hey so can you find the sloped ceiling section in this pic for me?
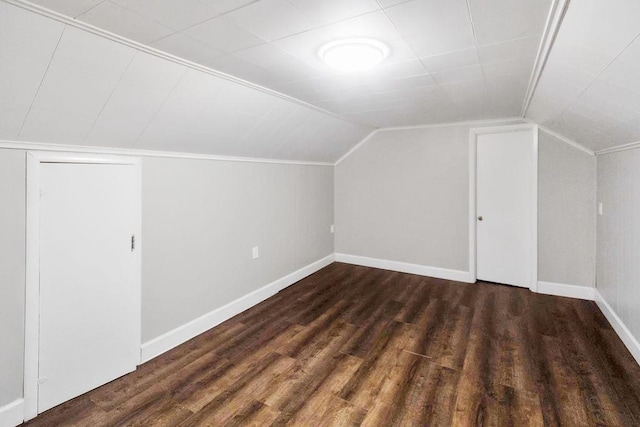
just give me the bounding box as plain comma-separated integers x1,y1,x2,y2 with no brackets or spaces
527,0,640,152
24,0,553,128
0,1,373,162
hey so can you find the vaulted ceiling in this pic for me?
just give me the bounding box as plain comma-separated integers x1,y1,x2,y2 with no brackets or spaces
25,0,553,127
526,0,640,152
1,0,639,160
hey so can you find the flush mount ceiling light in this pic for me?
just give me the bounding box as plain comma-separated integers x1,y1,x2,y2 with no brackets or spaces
319,38,389,72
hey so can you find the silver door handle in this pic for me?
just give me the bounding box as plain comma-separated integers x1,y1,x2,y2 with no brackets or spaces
477,216,483,221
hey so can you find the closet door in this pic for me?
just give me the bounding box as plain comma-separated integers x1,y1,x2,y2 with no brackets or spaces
476,129,536,288
38,162,139,413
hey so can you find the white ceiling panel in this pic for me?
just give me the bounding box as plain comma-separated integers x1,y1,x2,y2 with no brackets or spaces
404,29,476,59
110,0,221,31
0,103,29,139
527,0,640,151
552,0,640,69
376,0,407,7
145,68,231,129
533,61,595,108
477,36,539,65
85,53,186,147
0,38,57,109
46,26,136,80
546,110,608,143
20,107,97,144
233,43,321,82
234,100,301,157
420,48,480,73
227,0,315,41
323,10,401,41
184,15,265,54
526,94,567,124
601,39,640,95
78,1,174,44
288,0,380,27
431,64,484,85
204,55,279,88
579,80,640,122
361,59,427,80
0,2,65,57
28,0,103,18
273,28,337,70
198,0,257,15
0,2,64,110
151,33,225,64
24,25,135,132
378,73,437,93
481,57,533,81
468,0,551,46
30,64,119,122
385,0,472,39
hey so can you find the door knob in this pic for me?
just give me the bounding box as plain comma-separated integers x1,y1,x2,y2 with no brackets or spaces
477,216,483,221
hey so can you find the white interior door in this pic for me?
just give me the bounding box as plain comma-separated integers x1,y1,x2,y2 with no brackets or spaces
476,129,536,288
38,162,139,413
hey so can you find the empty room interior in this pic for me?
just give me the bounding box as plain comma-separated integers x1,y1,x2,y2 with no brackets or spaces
2,0,640,425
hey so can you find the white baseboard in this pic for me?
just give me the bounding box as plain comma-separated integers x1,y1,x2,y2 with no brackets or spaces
537,281,595,301
140,254,335,363
334,253,474,283
595,290,640,366
0,399,24,427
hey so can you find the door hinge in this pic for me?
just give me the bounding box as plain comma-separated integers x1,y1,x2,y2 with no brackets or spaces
131,235,135,252
37,377,47,385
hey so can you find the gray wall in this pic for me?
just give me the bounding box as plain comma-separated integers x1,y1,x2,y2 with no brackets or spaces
538,130,596,287
141,157,334,341
0,149,26,407
597,148,640,344
335,124,596,286
0,151,333,407
336,123,508,272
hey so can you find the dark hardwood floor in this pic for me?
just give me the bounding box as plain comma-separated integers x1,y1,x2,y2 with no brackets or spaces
24,263,640,426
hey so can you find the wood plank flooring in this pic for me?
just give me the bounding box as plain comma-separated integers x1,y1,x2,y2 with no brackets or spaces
24,263,640,426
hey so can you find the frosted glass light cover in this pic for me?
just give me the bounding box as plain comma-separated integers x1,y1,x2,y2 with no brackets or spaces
319,39,389,72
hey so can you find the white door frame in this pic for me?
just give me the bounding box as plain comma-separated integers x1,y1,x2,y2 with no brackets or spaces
24,151,142,421
468,123,538,291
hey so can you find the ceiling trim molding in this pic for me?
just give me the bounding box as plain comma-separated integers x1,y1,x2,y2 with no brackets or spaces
2,0,368,129
530,121,595,156
0,140,334,166
521,0,571,117
335,117,525,166
595,140,640,156
378,117,525,132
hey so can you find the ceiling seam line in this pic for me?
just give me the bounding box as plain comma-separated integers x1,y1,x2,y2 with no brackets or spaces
375,2,463,120
130,67,190,149
82,51,138,143
77,1,176,44
76,0,105,18
551,32,640,124
464,0,494,115
16,24,66,140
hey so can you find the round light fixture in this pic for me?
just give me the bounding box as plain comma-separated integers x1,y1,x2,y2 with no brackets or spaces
319,38,389,72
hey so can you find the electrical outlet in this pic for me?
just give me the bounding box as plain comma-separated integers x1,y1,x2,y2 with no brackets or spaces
252,246,259,259
330,224,335,234
598,202,603,216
